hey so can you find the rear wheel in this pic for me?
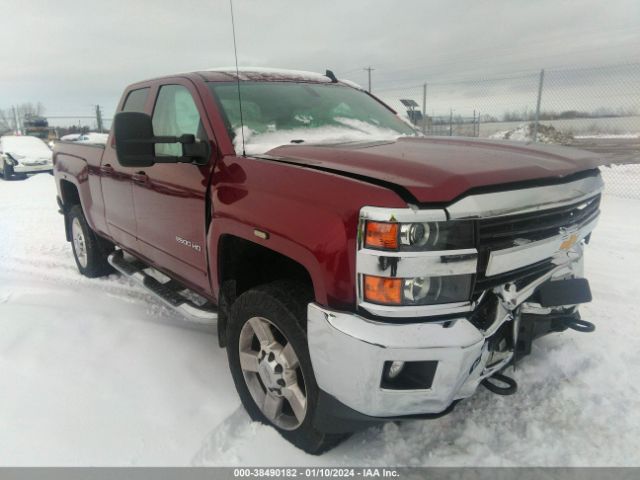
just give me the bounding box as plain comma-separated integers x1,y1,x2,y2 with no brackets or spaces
68,205,113,278
227,280,347,454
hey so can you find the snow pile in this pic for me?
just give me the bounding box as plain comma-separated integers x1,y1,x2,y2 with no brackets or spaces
1,174,640,465
489,123,573,144
235,118,403,155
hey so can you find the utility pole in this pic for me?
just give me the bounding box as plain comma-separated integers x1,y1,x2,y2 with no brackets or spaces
473,110,476,137
533,69,545,142
449,108,453,136
364,66,375,93
95,105,104,133
12,105,20,134
421,83,427,135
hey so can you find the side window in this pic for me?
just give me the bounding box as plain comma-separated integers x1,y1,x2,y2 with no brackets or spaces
152,85,205,157
122,87,149,112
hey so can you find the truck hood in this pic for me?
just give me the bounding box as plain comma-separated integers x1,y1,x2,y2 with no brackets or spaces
266,137,611,203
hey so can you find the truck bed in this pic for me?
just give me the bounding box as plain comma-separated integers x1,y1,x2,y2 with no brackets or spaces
54,141,106,168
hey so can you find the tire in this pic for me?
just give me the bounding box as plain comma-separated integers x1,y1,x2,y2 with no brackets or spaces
227,280,347,454
2,157,14,180
68,204,114,278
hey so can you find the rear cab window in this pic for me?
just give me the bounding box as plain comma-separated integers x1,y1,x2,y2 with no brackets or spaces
122,87,150,112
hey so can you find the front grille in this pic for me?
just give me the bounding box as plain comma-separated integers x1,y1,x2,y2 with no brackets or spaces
477,195,600,251
473,259,555,297
472,194,600,299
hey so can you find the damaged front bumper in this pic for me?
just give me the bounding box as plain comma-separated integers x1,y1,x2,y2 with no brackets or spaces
308,244,589,421
308,173,602,427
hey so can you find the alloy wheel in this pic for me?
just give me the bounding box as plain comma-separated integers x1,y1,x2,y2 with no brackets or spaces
71,217,88,268
238,316,308,430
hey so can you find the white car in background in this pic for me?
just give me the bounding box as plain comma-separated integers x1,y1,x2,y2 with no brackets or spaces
0,135,53,179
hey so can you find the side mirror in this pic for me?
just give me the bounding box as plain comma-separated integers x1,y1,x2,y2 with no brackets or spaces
113,111,210,167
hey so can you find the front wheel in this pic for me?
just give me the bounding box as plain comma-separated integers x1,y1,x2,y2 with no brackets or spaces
227,280,346,454
2,157,14,180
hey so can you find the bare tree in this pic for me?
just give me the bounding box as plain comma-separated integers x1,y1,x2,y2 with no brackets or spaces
16,102,45,120
0,109,13,133
0,102,48,134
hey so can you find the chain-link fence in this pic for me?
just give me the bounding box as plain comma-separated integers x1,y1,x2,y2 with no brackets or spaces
0,102,113,139
373,62,640,199
376,63,640,140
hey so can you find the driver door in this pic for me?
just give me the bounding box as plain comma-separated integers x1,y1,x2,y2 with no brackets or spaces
131,80,216,295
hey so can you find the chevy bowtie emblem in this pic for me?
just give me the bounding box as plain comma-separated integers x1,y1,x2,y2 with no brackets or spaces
560,233,579,251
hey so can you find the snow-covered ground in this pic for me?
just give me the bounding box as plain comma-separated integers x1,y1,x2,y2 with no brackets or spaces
575,133,640,139
488,124,640,144
477,116,640,138
1,173,639,466
488,123,573,144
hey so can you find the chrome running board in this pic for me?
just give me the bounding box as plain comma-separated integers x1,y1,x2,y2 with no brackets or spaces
108,250,218,325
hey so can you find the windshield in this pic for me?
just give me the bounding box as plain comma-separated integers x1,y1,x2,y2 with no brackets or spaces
208,82,416,155
1,136,52,156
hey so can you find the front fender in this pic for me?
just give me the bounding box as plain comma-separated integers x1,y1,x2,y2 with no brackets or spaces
209,156,406,309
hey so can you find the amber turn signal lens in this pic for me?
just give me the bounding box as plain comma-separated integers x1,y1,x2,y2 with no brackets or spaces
365,222,398,249
364,275,402,305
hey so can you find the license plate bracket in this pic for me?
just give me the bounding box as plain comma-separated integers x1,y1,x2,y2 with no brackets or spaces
537,278,592,307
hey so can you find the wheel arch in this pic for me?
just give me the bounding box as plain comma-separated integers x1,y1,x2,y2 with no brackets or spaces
215,233,317,347
59,178,82,241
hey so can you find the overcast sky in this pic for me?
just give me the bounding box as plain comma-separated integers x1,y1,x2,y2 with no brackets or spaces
1,0,638,124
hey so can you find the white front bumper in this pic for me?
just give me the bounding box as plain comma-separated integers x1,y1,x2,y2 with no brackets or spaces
14,163,53,173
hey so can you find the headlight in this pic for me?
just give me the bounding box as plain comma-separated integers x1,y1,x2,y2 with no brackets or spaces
364,274,472,306
5,153,18,165
402,275,472,305
365,220,473,251
400,222,433,247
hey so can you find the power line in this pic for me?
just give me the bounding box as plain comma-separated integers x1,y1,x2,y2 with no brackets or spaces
371,60,640,92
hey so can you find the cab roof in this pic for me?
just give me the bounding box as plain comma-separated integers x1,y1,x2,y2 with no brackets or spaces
191,67,363,89
131,67,364,90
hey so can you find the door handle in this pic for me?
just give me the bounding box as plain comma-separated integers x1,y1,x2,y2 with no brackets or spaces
132,171,148,184
100,164,114,175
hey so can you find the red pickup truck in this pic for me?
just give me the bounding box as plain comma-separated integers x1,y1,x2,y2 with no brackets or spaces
54,68,607,453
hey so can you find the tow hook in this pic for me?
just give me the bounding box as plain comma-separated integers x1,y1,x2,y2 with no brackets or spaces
481,372,518,396
562,317,596,333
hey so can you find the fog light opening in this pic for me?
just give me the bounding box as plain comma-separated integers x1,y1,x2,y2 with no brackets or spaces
385,360,405,380
381,360,438,390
